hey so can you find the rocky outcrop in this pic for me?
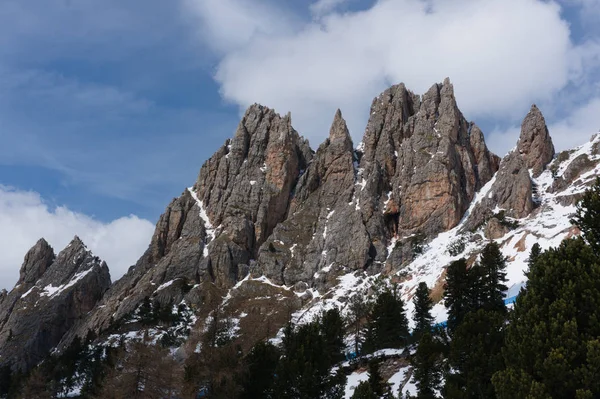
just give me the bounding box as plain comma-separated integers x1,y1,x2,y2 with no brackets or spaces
357,79,499,264
464,150,534,232
517,105,554,177
257,110,370,285
191,104,312,287
17,238,55,285
59,104,313,348
49,81,504,356
0,237,110,372
551,154,596,193
464,106,557,232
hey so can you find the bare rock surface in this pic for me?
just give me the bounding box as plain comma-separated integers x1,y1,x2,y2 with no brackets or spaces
518,105,555,177
0,237,110,371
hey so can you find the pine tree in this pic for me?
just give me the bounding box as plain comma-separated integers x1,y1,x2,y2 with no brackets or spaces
352,381,377,399
492,238,600,398
320,308,345,364
241,341,279,399
363,291,409,352
348,291,371,356
273,319,346,398
443,259,472,333
479,242,508,313
412,332,443,399
368,360,387,397
527,243,542,270
571,177,600,254
138,296,153,325
413,282,434,339
445,309,505,399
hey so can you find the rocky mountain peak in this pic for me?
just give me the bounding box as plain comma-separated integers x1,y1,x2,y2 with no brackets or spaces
463,106,556,234
18,238,55,286
326,109,353,154
47,236,99,286
0,238,110,372
329,109,352,146
517,104,555,177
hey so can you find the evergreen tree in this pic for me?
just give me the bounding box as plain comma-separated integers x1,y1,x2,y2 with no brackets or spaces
443,259,472,333
348,291,371,355
466,263,485,311
241,341,280,399
138,296,154,326
320,308,345,364
571,177,600,254
478,242,508,313
368,360,387,397
412,332,443,399
363,291,409,352
352,381,377,399
527,243,542,270
492,238,600,398
413,283,434,339
273,320,346,398
445,309,505,399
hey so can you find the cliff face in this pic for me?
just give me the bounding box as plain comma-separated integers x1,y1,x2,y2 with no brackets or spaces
0,237,110,371
463,104,555,235
3,79,581,372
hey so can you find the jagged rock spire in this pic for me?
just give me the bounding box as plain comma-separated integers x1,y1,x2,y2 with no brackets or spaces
0,238,110,372
518,104,555,177
18,238,55,285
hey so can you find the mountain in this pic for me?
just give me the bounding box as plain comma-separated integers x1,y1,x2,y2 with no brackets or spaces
0,78,597,388
0,237,110,372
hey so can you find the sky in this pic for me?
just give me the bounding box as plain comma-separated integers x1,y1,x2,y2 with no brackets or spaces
0,0,599,289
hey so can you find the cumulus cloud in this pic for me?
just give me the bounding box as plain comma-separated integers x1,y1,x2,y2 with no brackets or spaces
186,0,600,154
182,0,296,54
482,97,600,157
548,97,600,150
0,186,154,290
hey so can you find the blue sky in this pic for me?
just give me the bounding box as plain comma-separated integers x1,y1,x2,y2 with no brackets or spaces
0,0,599,288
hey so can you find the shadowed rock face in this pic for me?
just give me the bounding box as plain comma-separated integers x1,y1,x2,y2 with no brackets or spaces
0,237,110,372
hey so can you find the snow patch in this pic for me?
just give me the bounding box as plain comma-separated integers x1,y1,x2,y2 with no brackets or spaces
188,188,215,257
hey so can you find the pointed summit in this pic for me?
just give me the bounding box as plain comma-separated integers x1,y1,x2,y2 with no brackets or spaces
328,109,353,151
518,104,555,177
69,235,86,249
18,238,55,285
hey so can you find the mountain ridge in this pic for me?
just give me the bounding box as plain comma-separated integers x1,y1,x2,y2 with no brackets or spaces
0,78,591,379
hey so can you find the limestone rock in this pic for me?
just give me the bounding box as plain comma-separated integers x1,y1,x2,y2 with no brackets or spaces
257,110,370,286
464,151,533,232
485,217,510,240
517,105,555,177
551,154,596,193
0,237,110,372
358,79,499,264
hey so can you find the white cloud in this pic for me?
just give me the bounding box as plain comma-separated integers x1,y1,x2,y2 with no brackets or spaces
482,98,600,157
548,97,600,150
182,0,296,54
187,0,600,153
0,186,154,290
